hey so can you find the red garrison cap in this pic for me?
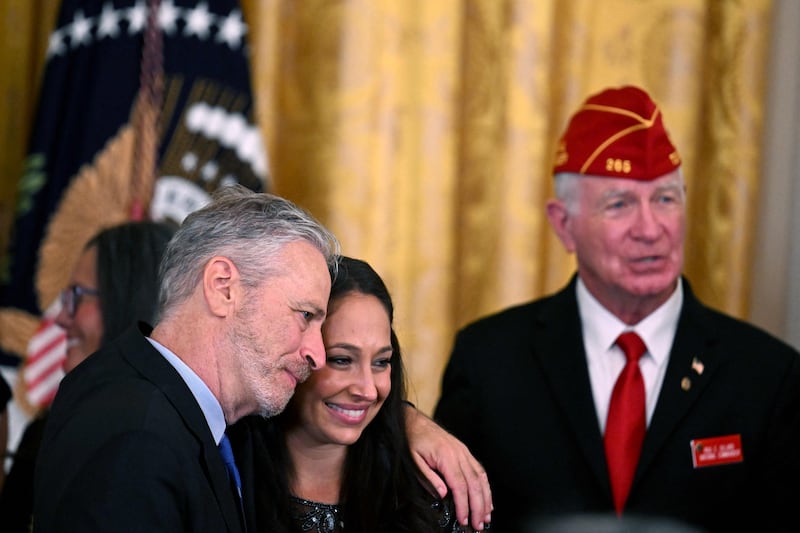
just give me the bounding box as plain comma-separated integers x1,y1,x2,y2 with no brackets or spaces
552,86,681,180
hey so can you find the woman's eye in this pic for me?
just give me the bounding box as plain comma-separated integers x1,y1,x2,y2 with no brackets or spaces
373,358,392,369
326,356,350,366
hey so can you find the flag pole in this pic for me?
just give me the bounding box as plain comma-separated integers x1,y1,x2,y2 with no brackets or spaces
130,0,163,221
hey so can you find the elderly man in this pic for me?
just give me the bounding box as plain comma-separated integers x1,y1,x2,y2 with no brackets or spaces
435,86,800,532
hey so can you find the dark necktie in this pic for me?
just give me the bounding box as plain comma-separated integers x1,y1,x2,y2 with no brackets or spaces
218,433,242,498
604,331,647,516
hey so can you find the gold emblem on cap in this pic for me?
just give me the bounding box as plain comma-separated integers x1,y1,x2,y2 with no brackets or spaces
605,158,631,174
681,377,691,391
555,140,568,166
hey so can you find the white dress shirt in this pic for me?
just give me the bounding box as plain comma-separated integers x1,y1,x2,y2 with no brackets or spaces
576,278,683,433
147,337,227,446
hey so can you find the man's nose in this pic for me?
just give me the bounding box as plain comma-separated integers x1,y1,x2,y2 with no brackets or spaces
302,331,326,370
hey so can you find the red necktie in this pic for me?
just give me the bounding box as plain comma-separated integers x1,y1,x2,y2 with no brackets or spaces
604,331,647,515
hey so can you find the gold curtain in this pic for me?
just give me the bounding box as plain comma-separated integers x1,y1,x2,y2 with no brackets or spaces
0,0,58,256
1,0,773,413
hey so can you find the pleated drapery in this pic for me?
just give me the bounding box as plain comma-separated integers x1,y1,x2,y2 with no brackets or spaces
0,0,774,412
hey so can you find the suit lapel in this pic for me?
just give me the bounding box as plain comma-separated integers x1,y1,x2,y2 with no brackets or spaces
533,279,611,491
635,281,720,483
121,326,246,533
534,279,724,498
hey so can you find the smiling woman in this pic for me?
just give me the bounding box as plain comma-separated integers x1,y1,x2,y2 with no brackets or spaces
54,221,176,372
233,256,481,533
289,291,393,449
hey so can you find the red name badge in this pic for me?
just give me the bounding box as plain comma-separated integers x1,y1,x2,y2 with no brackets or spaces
690,434,744,468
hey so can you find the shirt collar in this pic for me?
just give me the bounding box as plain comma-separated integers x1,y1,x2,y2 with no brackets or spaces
577,277,683,364
146,337,227,445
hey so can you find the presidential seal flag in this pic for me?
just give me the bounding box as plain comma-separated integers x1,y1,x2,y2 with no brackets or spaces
0,0,268,410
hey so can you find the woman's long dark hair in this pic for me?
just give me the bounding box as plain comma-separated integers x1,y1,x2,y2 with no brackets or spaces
88,220,175,344
248,256,442,532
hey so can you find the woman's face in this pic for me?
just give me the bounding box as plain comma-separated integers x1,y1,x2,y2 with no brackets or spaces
288,292,393,448
55,245,103,373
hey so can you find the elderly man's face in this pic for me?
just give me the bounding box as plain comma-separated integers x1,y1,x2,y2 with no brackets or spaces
556,169,686,315
230,240,332,419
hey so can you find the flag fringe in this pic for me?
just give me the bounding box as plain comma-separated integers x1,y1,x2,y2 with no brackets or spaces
0,308,39,357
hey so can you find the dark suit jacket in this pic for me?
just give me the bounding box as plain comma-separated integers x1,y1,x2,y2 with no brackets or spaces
0,412,47,532
434,277,800,532
33,325,247,533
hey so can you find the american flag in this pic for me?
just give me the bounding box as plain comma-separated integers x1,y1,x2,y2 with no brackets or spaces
22,301,66,409
0,0,267,409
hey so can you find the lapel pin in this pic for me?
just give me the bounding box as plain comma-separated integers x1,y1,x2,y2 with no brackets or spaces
691,357,704,375
681,377,692,391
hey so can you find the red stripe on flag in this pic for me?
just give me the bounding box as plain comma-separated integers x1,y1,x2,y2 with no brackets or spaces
25,348,65,391
25,327,65,375
23,313,67,409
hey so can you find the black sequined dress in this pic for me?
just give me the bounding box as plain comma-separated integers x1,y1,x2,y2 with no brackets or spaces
288,495,480,532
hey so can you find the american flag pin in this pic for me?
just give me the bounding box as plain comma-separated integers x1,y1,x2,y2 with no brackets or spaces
691,357,704,375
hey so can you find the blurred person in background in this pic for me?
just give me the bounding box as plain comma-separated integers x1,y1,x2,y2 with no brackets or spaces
0,220,175,532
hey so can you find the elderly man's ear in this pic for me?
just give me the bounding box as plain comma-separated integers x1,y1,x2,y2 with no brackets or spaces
203,256,240,317
546,200,576,253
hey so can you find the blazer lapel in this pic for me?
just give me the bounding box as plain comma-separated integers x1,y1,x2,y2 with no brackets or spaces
635,280,720,482
533,279,611,491
121,325,246,533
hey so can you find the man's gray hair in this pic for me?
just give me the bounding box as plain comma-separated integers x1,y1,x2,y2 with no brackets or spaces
553,169,686,215
156,185,340,322
553,172,583,215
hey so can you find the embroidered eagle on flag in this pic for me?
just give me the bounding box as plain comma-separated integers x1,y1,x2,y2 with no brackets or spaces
0,0,268,411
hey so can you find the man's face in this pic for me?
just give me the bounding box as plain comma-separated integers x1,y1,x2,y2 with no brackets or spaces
554,170,686,314
231,240,332,418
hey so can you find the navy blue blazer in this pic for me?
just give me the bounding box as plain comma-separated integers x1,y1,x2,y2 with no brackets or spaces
33,325,247,532
434,277,800,532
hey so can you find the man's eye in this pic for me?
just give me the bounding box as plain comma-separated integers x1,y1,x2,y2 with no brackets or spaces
300,311,313,321
657,193,677,204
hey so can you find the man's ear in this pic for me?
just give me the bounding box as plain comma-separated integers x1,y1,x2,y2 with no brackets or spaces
203,256,240,318
545,199,577,253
